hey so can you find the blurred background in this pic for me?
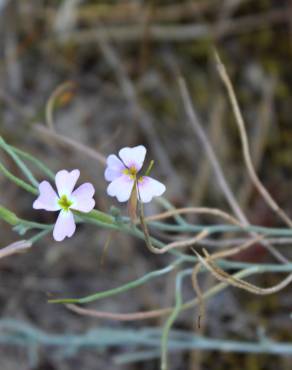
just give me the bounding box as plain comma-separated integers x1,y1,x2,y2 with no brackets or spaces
1,0,292,369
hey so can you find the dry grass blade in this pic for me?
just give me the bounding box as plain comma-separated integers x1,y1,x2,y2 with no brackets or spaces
158,230,209,254
179,75,289,264
34,125,106,166
144,207,241,226
195,248,292,295
179,76,245,221
138,195,209,254
45,81,75,131
215,50,292,228
139,202,209,254
191,235,264,328
66,303,170,321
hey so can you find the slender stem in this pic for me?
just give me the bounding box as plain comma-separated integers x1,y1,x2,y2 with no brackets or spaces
149,221,292,237
0,137,39,188
144,160,154,176
0,160,38,195
161,269,192,370
75,209,116,227
49,258,184,304
11,146,55,180
29,228,52,244
215,50,292,228
0,206,19,226
20,219,53,230
64,263,292,323
156,197,187,226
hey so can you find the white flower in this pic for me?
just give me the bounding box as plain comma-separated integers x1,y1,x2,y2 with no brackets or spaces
104,145,166,203
33,169,95,242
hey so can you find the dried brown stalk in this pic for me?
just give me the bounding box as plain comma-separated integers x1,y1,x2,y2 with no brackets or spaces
144,206,241,226
191,235,264,328
195,248,292,295
215,50,292,228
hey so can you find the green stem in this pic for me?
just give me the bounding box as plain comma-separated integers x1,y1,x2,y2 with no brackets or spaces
177,265,292,315
160,263,292,369
0,206,19,226
29,228,52,243
144,160,154,176
0,204,52,232
149,221,292,237
49,257,184,304
20,219,53,230
0,136,39,188
161,269,192,370
10,146,55,180
76,209,116,227
156,197,187,226
0,160,38,195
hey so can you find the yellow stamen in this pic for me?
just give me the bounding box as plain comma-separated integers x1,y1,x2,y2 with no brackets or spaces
123,166,138,180
58,195,73,211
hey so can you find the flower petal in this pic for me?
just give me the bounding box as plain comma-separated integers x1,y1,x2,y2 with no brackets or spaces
53,210,76,242
71,183,95,212
118,145,146,171
104,154,125,181
33,181,60,211
55,169,80,197
107,175,135,202
137,176,166,203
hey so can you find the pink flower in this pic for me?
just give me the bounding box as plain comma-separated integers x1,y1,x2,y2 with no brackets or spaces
104,145,166,203
33,170,95,242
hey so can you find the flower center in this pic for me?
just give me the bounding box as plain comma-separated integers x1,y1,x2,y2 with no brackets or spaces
58,195,73,211
123,166,138,180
